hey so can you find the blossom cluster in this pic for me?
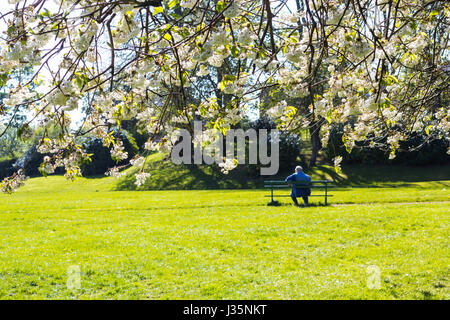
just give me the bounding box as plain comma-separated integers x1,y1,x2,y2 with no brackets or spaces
1,169,28,194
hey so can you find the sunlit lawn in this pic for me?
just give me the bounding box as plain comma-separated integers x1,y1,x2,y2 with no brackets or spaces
0,176,448,299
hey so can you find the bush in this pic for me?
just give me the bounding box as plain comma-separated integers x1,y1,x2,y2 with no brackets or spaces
393,135,450,166
10,130,140,178
0,158,17,179
81,131,139,176
325,124,450,165
17,146,64,177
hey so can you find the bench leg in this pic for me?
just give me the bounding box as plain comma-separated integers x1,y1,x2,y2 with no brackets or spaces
267,186,280,206
325,184,328,206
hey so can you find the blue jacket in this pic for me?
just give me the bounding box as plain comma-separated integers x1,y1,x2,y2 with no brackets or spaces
285,172,311,197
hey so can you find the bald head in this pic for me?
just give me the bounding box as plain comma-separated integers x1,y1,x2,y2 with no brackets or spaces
295,166,303,173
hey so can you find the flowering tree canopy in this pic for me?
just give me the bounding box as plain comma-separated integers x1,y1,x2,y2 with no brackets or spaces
0,0,449,192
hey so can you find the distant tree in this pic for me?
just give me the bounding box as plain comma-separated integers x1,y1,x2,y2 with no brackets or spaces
0,125,26,159
0,66,36,160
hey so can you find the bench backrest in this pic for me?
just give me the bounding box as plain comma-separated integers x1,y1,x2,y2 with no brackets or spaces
264,180,332,184
264,180,333,187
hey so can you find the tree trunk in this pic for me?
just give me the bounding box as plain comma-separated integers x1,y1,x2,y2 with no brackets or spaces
308,121,322,167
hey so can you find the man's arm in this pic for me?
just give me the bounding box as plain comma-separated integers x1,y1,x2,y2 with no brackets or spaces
285,174,295,182
285,174,294,187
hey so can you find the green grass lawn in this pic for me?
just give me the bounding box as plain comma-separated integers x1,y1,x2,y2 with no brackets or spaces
0,175,449,299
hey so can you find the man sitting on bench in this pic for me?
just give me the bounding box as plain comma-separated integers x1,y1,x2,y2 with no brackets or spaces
285,166,311,207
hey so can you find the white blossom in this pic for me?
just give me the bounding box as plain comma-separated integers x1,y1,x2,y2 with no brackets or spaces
180,0,197,9
197,65,210,77
1,169,28,194
333,156,343,173
130,156,145,168
135,172,151,187
105,167,126,178
218,158,237,174
111,141,128,161
238,28,256,46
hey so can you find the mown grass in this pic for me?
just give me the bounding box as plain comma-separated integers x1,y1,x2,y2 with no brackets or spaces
0,175,448,299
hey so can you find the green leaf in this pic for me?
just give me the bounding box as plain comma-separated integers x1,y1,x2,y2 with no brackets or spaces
344,142,352,154
168,0,178,8
386,74,398,85
219,80,227,91
326,110,332,124
40,8,51,18
216,1,224,12
124,131,139,152
74,72,89,88
153,6,164,14
7,25,16,36
163,33,172,41
223,74,236,81
39,163,48,177
429,10,439,17
162,23,171,31
231,45,239,58
0,73,8,87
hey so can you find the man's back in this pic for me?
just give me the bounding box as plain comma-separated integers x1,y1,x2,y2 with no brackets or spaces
285,166,311,206
286,171,311,198
286,171,311,183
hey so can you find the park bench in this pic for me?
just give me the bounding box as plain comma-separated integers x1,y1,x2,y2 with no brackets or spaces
264,180,334,205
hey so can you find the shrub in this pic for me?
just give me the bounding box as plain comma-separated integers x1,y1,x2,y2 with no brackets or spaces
0,158,17,179
325,124,450,165
80,131,139,176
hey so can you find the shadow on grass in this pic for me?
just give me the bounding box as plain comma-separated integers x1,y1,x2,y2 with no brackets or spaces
253,163,450,188
336,163,450,186
114,159,263,191
267,200,331,207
